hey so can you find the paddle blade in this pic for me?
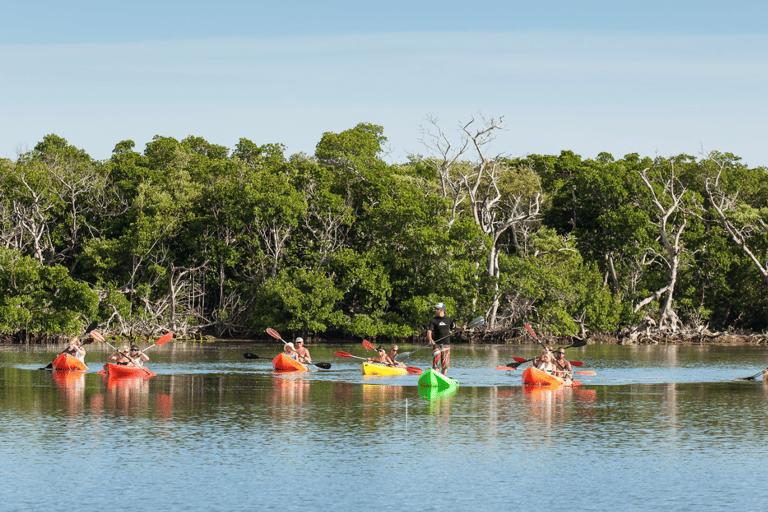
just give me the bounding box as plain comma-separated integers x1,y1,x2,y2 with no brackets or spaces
313,362,332,370
156,332,173,345
467,316,485,329
90,330,105,343
570,338,588,348
405,366,423,375
495,366,517,371
512,357,529,363
362,339,375,351
243,353,262,359
570,361,583,367
334,351,353,358
524,324,538,340
574,370,596,376
266,328,282,340
83,321,98,336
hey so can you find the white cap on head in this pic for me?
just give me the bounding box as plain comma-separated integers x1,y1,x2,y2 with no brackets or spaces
285,342,295,350
295,337,304,343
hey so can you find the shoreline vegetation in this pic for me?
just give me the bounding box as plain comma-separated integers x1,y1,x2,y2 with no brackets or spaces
2,120,768,344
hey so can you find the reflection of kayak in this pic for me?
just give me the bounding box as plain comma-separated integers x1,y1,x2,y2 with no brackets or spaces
102,363,157,378
522,367,580,387
52,353,88,371
272,353,308,372
418,384,458,401
52,369,86,387
361,362,407,376
417,368,459,390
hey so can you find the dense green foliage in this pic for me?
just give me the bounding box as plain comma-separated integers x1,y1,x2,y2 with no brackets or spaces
2,126,767,338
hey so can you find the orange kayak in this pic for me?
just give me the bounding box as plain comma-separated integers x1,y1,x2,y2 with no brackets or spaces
522,367,580,387
102,362,157,378
272,353,308,372
52,353,88,371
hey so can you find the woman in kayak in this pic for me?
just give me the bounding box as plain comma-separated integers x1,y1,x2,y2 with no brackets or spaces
283,342,298,360
367,346,395,366
64,337,86,362
128,345,150,367
536,352,556,373
387,345,405,367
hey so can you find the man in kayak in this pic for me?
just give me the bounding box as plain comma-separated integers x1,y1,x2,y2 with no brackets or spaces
294,337,312,364
427,302,466,376
552,348,573,379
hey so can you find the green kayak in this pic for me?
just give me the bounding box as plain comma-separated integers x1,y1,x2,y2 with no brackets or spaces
417,368,459,390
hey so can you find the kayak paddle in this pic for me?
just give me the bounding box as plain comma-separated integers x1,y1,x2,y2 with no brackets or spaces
266,328,331,370
141,332,173,353
737,370,766,381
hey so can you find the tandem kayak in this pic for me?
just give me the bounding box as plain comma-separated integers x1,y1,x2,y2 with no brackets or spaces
102,362,157,378
361,362,407,376
417,368,459,390
521,367,580,387
272,353,308,372
51,353,88,371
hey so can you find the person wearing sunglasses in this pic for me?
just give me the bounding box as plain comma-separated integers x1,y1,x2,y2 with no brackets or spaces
552,349,573,379
367,346,395,366
294,337,312,364
387,345,405,367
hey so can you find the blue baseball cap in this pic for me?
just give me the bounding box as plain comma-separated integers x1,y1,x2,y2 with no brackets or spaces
434,302,445,310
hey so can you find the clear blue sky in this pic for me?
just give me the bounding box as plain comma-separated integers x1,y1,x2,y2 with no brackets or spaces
2,1,767,166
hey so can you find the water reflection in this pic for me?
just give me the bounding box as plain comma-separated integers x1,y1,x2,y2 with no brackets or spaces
267,375,311,423
51,370,85,418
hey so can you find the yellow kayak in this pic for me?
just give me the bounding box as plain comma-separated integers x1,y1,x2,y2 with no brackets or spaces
361,362,407,376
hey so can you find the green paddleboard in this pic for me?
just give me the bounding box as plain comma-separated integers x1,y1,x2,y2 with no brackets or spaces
417,368,459,390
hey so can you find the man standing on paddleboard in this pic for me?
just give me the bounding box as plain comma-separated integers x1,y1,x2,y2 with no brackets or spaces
427,302,465,376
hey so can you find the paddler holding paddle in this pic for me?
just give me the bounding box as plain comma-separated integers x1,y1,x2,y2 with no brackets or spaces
552,348,574,379
427,302,466,376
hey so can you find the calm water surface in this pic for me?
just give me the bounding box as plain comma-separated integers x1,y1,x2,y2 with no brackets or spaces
2,342,768,511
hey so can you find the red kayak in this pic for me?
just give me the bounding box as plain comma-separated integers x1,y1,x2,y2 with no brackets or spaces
102,362,157,378
52,353,88,371
522,367,581,387
272,353,308,372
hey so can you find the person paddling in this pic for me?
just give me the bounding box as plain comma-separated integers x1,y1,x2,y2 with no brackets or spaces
536,352,556,373
388,345,405,367
64,337,86,362
283,342,298,360
427,302,466,376
367,346,396,366
294,337,312,364
552,348,573,379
